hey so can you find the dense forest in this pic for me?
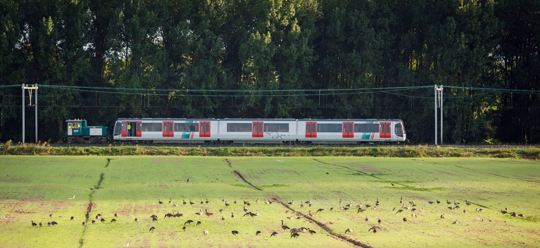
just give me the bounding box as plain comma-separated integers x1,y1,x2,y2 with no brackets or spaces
0,0,538,144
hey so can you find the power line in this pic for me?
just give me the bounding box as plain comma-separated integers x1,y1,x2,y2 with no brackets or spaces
39,85,431,97
39,84,433,93
445,86,540,94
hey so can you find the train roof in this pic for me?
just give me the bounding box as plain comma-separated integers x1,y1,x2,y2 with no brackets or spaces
115,118,403,122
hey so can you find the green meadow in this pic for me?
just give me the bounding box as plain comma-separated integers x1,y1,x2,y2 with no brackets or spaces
0,156,538,247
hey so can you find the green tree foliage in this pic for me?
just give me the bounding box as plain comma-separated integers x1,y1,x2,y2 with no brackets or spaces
0,0,538,144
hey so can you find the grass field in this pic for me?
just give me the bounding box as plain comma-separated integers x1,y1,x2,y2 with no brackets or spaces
0,156,539,247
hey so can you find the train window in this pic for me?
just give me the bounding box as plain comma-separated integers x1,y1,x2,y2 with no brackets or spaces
395,123,404,137
227,123,252,132
113,122,121,136
264,123,289,132
142,123,162,132
175,123,199,132
355,123,379,133
317,123,342,133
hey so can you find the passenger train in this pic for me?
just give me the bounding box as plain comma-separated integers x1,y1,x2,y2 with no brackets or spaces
110,118,406,144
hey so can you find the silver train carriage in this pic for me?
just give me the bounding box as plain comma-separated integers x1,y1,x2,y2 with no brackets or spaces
112,118,406,144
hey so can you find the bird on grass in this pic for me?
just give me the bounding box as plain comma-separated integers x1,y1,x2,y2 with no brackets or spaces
149,226,155,232
232,230,239,236
344,228,352,234
255,230,261,236
281,220,290,230
270,231,279,237
368,226,381,233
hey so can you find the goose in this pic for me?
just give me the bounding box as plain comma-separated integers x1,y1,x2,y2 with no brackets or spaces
281,220,290,230
149,226,155,232
344,228,352,234
232,230,239,235
256,230,261,236
368,225,381,233
270,231,278,237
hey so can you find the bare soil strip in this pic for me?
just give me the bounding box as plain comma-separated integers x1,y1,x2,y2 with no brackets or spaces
223,158,232,168
223,159,371,248
78,166,107,248
232,170,262,191
270,196,373,248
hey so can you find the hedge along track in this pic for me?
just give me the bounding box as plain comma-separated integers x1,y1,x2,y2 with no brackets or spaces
223,158,373,248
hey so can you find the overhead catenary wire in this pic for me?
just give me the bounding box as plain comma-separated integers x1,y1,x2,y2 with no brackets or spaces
37,85,433,98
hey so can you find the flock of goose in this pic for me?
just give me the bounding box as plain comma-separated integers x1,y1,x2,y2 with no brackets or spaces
30,196,526,239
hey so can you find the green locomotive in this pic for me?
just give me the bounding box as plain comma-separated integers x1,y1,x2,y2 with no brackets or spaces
65,119,108,143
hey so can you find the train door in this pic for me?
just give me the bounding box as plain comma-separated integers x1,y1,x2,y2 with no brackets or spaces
135,121,142,137
122,121,140,137
305,122,317,138
163,121,174,137
380,122,391,139
252,121,264,138
121,121,127,137
342,122,354,138
199,121,211,137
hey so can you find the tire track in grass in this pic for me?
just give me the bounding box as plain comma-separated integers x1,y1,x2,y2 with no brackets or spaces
270,196,372,248
223,158,372,248
313,158,437,191
78,159,108,248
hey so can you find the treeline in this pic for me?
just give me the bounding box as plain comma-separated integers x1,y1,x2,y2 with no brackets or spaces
0,0,538,144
